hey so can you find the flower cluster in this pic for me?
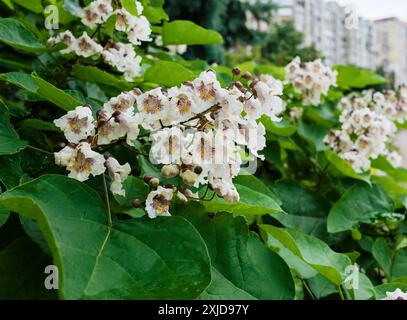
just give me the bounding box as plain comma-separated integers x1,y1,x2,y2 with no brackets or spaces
48,0,152,81
325,90,402,173
382,288,407,300
80,0,152,46
139,70,285,217
48,31,142,82
53,89,141,196
285,57,337,106
53,69,285,218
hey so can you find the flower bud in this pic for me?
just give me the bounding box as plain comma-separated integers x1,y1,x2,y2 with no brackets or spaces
176,191,188,202
149,177,160,188
194,166,203,175
232,67,241,76
242,72,252,80
161,164,180,178
132,198,142,208
224,190,240,203
181,170,198,186
132,88,143,96
143,175,153,184
164,183,176,190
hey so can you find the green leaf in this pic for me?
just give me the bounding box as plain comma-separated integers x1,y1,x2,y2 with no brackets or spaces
0,175,211,299
271,180,343,243
113,176,149,208
260,225,351,285
71,64,134,91
32,73,82,111
178,202,295,300
0,204,9,228
1,72,83,111
202,179,283,216
0,237,57,299
334,65,387,90
18,119,59,132
0,154,24,189
372,239,407,281
328,183,394,233
10,0,43,13
307,274,338,299
120,0,141,15
0,18,45,52
0,103,28,155
144,61,194,87
162,20,223,45
325,150,371,183
297,119,329,152
261,116,297,137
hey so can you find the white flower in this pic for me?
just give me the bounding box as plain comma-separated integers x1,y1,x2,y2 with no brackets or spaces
192,70,223,110
105,157,131,196
167,44,187,55
103,91,137,116
116,112,141,145
386,151,402,168
341,151,371,173
150,126,185,164
97,118,127,145
54,106,95,143
55,142,106,182
285,57,337,106
252,75,285,121
80,0,113,28
145,186,174,218
166,86,198,123
102,42,142,82
383,288,407,300
48,30,77,54
54,144,76,167
127,16,152,45
136,87,169,128
76,32,103,57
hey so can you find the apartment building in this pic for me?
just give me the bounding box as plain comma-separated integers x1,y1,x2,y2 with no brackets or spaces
375,17,407,85
273,0,377,69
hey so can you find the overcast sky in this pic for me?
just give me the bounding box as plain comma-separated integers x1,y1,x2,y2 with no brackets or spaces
325,0,407,21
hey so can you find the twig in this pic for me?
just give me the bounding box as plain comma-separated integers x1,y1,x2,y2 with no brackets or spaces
102,174,113,227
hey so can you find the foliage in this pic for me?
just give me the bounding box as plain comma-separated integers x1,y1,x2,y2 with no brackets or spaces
0,0,405,302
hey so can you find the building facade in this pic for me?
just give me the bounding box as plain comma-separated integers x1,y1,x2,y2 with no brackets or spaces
375,17,407,85
273,0,377,69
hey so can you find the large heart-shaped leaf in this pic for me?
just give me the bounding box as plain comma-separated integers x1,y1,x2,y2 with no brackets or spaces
270,180,344,244
0,204,9,228
0,103,28,155
1,72,82,111
372,238,407,281
178,202,295,300
260,225,351,285
162,20,223,45
71,64,135,91
325,150,371,184
0,18,45,52
0,154,24,189
202,175,283,216
0,175,211,299
0,237,57,299
328,183,394,233
145,61,195,87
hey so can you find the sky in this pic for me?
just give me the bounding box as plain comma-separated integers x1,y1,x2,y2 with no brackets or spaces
324,0,407,21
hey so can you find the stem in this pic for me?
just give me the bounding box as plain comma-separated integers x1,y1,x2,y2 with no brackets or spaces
27,145,54,155
102,174,113,227
338,285,346,300
303,280,315,300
